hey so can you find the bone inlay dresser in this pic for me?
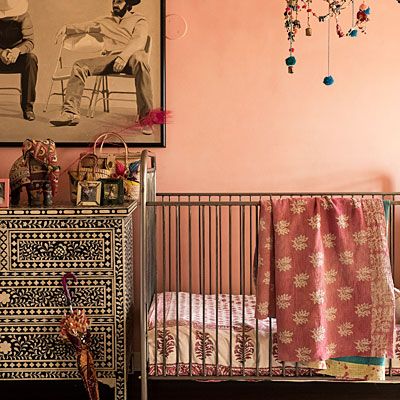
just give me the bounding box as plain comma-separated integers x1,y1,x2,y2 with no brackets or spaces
0,202,136,400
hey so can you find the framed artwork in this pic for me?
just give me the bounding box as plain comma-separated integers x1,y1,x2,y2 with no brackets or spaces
0,0,166,147
101,178,124,206
0,178,9,208
76,181,102,206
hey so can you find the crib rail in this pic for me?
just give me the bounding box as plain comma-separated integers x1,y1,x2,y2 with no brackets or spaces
139,151,400,400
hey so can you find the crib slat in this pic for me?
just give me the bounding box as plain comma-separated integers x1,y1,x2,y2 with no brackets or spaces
162,204,167,376
178,203,182,291
268,195,273,377
241,204,246,376
269,317,273,377
202,205,206,376
255,201,260,377
188,201,193,376
175,206,180,376
229,203,233,377
250,205,253,296
209,197,212,295
219,197,223,295
154,207,158,376
390,194,395,276
168,197,172,292
215,205,220,376
199,196,202,295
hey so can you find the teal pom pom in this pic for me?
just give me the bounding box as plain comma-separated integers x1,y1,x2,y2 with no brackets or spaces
285,56,296,66
349,29,358,37
323,75,334,86
365,7,370,15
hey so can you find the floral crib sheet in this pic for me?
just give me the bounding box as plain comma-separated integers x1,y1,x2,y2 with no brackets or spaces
147,291,400,377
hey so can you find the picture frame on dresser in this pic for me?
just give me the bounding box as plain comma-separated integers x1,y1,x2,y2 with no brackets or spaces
76,181,102,206
0,0,166,148
0,178,9,208
101,179,124,206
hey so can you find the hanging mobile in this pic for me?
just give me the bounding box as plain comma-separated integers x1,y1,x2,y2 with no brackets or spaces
284,0,299,74
323,11,334,85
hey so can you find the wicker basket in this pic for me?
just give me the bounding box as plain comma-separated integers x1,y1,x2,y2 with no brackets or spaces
68,154,111,204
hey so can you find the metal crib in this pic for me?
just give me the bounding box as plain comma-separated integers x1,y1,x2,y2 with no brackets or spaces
139,150,400,400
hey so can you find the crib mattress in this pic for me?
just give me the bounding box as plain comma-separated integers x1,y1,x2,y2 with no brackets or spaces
147,292,400,377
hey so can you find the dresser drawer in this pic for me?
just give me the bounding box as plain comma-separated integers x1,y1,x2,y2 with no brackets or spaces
0,277,114,318
1,228,115,273
0,323,115,371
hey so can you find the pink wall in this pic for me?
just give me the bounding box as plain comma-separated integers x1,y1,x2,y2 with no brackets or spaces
0,0,399,353
160,0,400,193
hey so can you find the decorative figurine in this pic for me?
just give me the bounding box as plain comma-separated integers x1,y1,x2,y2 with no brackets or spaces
9,139,60,207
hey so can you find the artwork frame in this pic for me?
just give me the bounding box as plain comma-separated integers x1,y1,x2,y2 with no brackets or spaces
100,178,124,206
76,181,102,206
0,178,10,208
0,0,166,148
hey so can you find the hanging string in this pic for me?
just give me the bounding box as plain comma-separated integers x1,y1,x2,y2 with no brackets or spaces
306,0,312,35
348,0,358,36
327,14,331,76
323,2,334,85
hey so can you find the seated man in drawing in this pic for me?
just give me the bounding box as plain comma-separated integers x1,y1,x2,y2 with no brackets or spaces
50,0,154,134
0,0,38,121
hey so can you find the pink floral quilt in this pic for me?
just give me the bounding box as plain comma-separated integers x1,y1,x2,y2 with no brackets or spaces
256,197,395,363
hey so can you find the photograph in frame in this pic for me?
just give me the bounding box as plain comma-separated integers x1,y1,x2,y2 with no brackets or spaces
0,0,166,147
100,178,124,205
0,178,9,208
76,180,101,206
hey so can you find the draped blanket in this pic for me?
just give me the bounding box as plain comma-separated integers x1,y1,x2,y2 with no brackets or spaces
255,197,395,364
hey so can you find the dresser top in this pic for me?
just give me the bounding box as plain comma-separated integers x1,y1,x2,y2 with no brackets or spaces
0,201,137,217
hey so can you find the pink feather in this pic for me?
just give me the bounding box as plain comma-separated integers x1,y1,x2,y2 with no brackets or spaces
138,108,172,126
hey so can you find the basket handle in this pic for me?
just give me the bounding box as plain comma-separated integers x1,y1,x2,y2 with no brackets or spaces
93,133,129,166
77,153,98,177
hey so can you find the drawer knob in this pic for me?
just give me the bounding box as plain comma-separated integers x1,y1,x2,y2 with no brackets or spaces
0,292,10,305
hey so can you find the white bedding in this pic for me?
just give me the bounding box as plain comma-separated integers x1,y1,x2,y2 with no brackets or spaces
147,292,400,377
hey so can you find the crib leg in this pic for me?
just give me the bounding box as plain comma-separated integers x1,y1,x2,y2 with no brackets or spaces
141,373,147,400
